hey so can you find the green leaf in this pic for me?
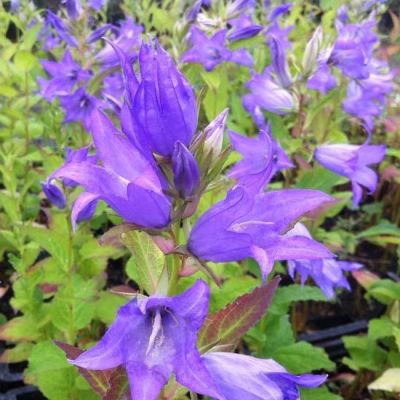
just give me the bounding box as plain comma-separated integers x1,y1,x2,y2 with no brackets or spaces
296,167,344,193
301,386,342,400
198,277,280,351
369,317,395,340
270,284,327,314
0,315,41,341
368,279,400,305
23,213,73,271
26,341,98,400
95,292,127,325
369,368,400,393
343,336,387,371
272,341,335,373
121,230,165,295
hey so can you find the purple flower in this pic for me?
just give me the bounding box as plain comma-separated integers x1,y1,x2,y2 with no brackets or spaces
188,186,334,279
227,15,263,42
60,88,98,131
181,27,253,71
228,128,293,193
102,73,124,110
42,146,97,212
287,223,363,299
87,24,115,44
61,0,82,20
45,10,78,47
243,68,295,120
41,181,66,209
227,0,256,17
268,3,292,21
269,35,292,87
172,141,200,199
314,143,386,207
203,352,327,400
89,0,105,10
38,50,91,101
70,280,221,400
307,63,337,95
48,109,171,229
330,18,378,80
342,61,393,131
119,41,198,157
96,18,143,67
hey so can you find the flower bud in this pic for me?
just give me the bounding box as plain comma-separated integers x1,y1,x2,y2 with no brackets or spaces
172,141,200,199
203,108,229,162
302,26,323,76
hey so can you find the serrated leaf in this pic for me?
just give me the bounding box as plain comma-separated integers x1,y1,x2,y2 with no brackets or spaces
198,277,280,351
272,341,335,373
121,230,165,295
270,284,327,314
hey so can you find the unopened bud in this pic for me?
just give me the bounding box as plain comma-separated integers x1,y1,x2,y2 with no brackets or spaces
204,108,229,162
302,26,323,76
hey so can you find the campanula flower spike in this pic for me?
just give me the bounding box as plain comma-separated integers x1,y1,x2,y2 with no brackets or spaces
287,223,363,299
315,143,386,207
203,352,327,400
70,280,222,400
48,109,171,230
188,186,334,279
228,128,293,193
181,26,253,71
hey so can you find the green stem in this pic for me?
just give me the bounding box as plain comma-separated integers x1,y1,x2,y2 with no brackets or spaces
167,254,181,296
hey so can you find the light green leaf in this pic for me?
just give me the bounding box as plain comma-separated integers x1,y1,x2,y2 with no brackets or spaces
272,341,335,373
121,230,165,295
369,368,400,393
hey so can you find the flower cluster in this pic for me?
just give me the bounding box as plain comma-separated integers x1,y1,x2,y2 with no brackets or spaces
37,1,392,398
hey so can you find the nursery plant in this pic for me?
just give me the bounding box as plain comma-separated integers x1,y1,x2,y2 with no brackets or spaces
0,0,399,399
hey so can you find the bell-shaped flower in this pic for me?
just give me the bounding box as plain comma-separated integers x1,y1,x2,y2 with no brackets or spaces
330,18,378,80
287,223,363,299
203,352,327,400
228,128,293,193
41,181,66,209
227,15,263,42
269,35,292,88
342,60,393,132
307,63,337,95
243,68,295,120
314,143,386,207
38,50,91,101
70,280,221,400
172,141,200,199
119,41,198,157
188,186,334,279
181,27,253,72
44,10,78,47
47,109,171,229
62,0,82,20
59,88,98,131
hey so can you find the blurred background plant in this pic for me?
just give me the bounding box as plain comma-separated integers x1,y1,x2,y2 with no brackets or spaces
0,0,399,399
